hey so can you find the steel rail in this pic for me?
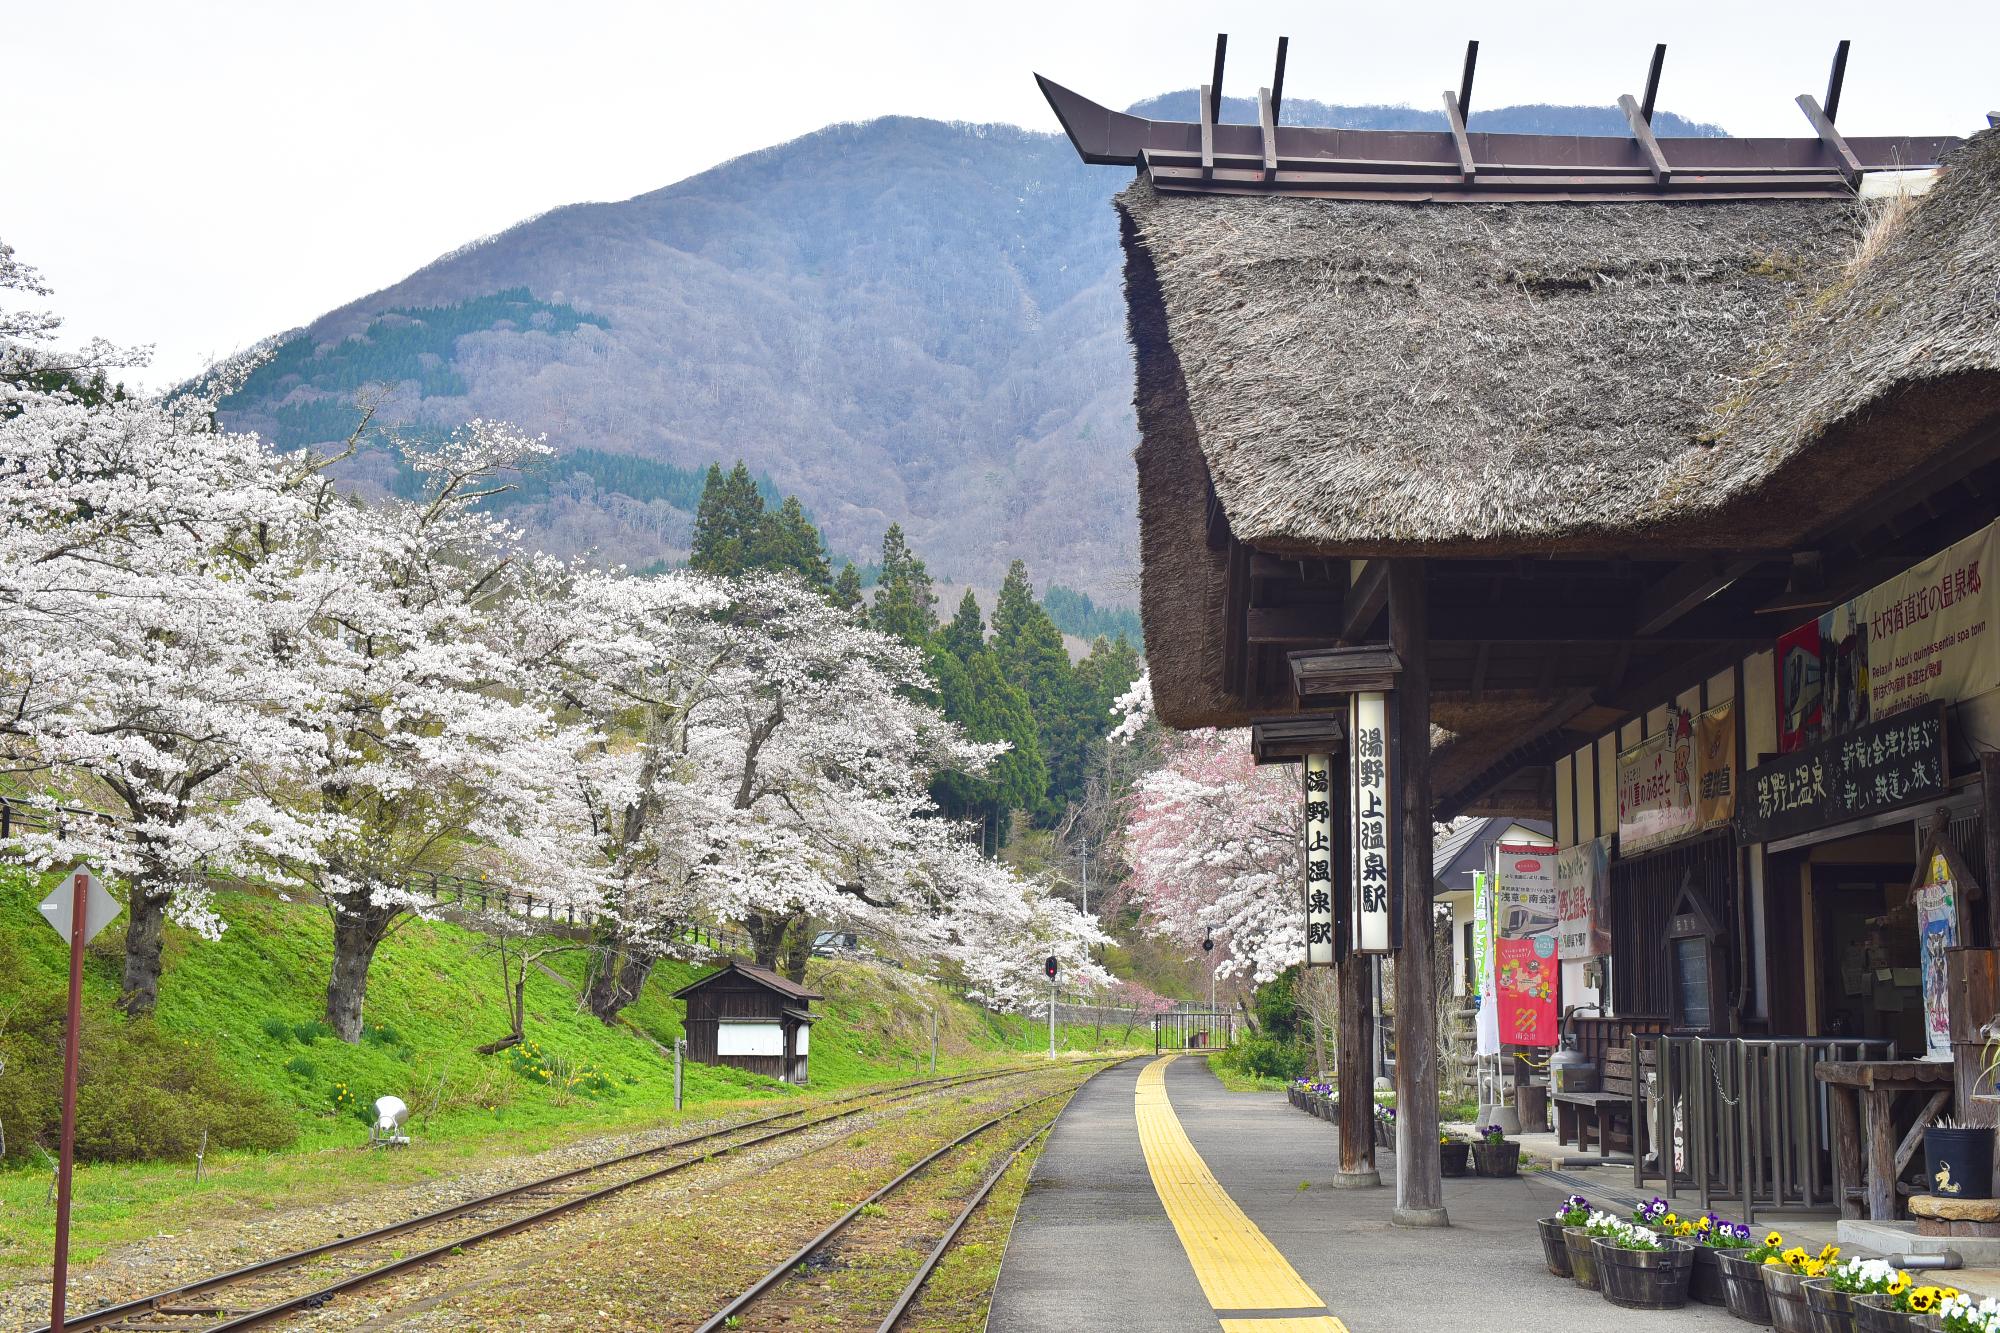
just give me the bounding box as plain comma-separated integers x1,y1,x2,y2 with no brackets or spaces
875,1124,1051,1331
694,1057,1126,1333
36,1063,1053,1333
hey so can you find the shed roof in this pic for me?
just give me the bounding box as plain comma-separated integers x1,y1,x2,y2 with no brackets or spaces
1124,129,2000,730
671,958,824,1003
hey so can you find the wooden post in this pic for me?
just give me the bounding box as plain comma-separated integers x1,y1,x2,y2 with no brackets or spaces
1948,947,2000,1196
1388,561,1448,1227
1335,952,1379,1187
1982,752,2000,947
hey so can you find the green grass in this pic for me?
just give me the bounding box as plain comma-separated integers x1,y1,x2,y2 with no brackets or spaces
0,863,1138,1270
1203,1051,1289,1092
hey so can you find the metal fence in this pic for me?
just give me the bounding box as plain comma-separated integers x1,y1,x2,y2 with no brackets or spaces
1151,1005,1235,1052
1632,1034,1891,1223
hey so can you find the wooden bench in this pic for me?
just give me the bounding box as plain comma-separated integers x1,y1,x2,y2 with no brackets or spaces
1553,1044,1639,1157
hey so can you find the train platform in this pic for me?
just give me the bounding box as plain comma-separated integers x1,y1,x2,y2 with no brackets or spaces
985,1053,1741,1332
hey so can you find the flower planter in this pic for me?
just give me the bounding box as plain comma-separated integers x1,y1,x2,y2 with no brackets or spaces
1373,1119,1394,1149
1803,1277,1860,1333
1853,1294,1925,1333
1717,1251,1774,1325
1593,1236,1695,1311
1536,1217,1572,1278
1440,1142,1470,1177
1764,1264,1816,1333
1563,1227,1601,1291
1690,1245,1731,1305
1472,1140,1520,1177
1924,1125,1995,1200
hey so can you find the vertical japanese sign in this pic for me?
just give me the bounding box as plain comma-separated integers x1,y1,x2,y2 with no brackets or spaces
1494,844,1559,1046
1916,852,1959,1062
1555,836,1611,960
1696,701,1737,828
1472,871,1499,1057
1301,752,1336,967
1346,691,1394,953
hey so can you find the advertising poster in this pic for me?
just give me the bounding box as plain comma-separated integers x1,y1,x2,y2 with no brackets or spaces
1916,852,1960,1062
1777,519,1999,754
1496,935,1558,1047
1618,710,1700,855
1493,842,1558,939
1555,836,1612,960
1696,700,1737,828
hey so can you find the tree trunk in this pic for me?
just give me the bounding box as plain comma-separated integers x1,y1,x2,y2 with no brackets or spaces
327,900,398,1043
117,883,174,1017
583,932,657,1024
745,910,794,970
782,917,814,984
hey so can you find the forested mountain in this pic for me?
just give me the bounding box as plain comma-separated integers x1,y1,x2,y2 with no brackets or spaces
217,96,1726,607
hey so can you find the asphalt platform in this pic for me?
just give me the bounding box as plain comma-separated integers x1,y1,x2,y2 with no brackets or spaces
986,1054,1742,1332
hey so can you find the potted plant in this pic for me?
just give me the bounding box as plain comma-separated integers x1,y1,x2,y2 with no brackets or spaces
1855,1273,1964,1332
1937,1289,2000,1332
1592,1217,1696,1310
1564,1209,1626,1292
1538,1194,1588,1278
1762,1243,1840,1333
1924,1117,1994,1201
1628,1196,1672,1232
1471,1123,1520,1177
1805,1256,1904,1333
1717,1230,1788,1325
1685,1213,1757,1306
1372,1102,1396,1148
1439,1130,1470,1178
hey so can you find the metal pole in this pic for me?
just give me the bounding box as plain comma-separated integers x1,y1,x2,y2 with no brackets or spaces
1049,977,1056,1058
50,868,89,1333
929,1010,937,1076
673,1037,684,1112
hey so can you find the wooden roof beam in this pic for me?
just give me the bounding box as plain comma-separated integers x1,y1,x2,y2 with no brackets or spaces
1632,555,1761,636
1270,36,1289,124
1250,713,1344,766
1258,87,1278,181
1442,40,1480,183
1796,92,1862,184
1247,604,1344,645
1434,688,1599,819
1619,92,1673,183
1342,560,1389,642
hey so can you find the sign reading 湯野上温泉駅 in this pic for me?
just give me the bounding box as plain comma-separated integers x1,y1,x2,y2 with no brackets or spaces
1347,692,1393,953
1736,703,1948,844
1301,752,1336,967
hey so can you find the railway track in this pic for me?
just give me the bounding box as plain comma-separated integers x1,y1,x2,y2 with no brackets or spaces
694,1056,1126,1333
34,1062,1072,1333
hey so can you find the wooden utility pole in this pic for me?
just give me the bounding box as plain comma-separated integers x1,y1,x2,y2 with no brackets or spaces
1388,561,1447,1227
1335,952,1379,1187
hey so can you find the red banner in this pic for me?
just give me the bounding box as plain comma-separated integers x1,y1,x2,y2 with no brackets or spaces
1496,936,1558,1047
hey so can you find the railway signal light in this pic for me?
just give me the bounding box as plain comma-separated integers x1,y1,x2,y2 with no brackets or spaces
1044,955,1059,980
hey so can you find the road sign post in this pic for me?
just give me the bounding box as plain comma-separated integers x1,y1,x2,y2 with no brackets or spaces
38,866,119,1333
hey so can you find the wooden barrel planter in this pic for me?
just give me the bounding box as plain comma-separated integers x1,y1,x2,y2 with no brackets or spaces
1690,1245,1730,1305
1717,1252,1773,1324
1562,1228,1601,1291
1593,1236,1695,1311
1472,1140,1520,1177
1536,1217,1571,1277
1440,1142,1470,1177
1763,1265,1816,1333
1803,1277,1861,1333
1853,1294,1924,1333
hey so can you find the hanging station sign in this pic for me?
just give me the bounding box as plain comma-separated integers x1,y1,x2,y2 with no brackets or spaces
1736,703,1948,844
1301,752,1336,967
1347,691,1394,953
1616,700,1736,857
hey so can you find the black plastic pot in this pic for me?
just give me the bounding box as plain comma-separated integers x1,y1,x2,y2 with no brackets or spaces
1536,1217,1572,1277
1593,1236,1695,1310
1804,1278,1861,1333
1440,1142,1470,1177
1472,1140,1520,1177
1717,1251,1773,1325
1563,1227,1600,1291
1924,1126,1994,1200
1690,1244,1730,1305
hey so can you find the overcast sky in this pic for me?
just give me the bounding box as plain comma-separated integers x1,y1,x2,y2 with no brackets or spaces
7,0,1997,387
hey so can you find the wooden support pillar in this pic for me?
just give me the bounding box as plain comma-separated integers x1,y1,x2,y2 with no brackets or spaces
1388,561,1448,1227
1982,752,2000,946
1336,953,1379,1187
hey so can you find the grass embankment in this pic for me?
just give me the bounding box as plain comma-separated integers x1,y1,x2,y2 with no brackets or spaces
0,865,1134,1269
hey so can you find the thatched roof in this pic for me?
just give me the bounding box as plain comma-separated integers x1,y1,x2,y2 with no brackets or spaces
1128,129,2000,732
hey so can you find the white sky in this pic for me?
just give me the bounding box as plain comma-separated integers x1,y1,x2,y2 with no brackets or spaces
6,0,1997,387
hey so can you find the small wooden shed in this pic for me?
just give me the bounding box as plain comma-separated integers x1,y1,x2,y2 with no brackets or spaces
672,960,822,1084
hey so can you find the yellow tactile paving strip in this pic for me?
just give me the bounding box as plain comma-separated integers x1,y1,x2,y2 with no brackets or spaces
1135,1054,1347,1331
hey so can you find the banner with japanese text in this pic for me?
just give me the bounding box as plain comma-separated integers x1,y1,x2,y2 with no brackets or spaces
1494,843,1559,1046
1555,836,1611,960
1473,872,1500,1057
1778,519,2000,754
1618,702,1735,857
